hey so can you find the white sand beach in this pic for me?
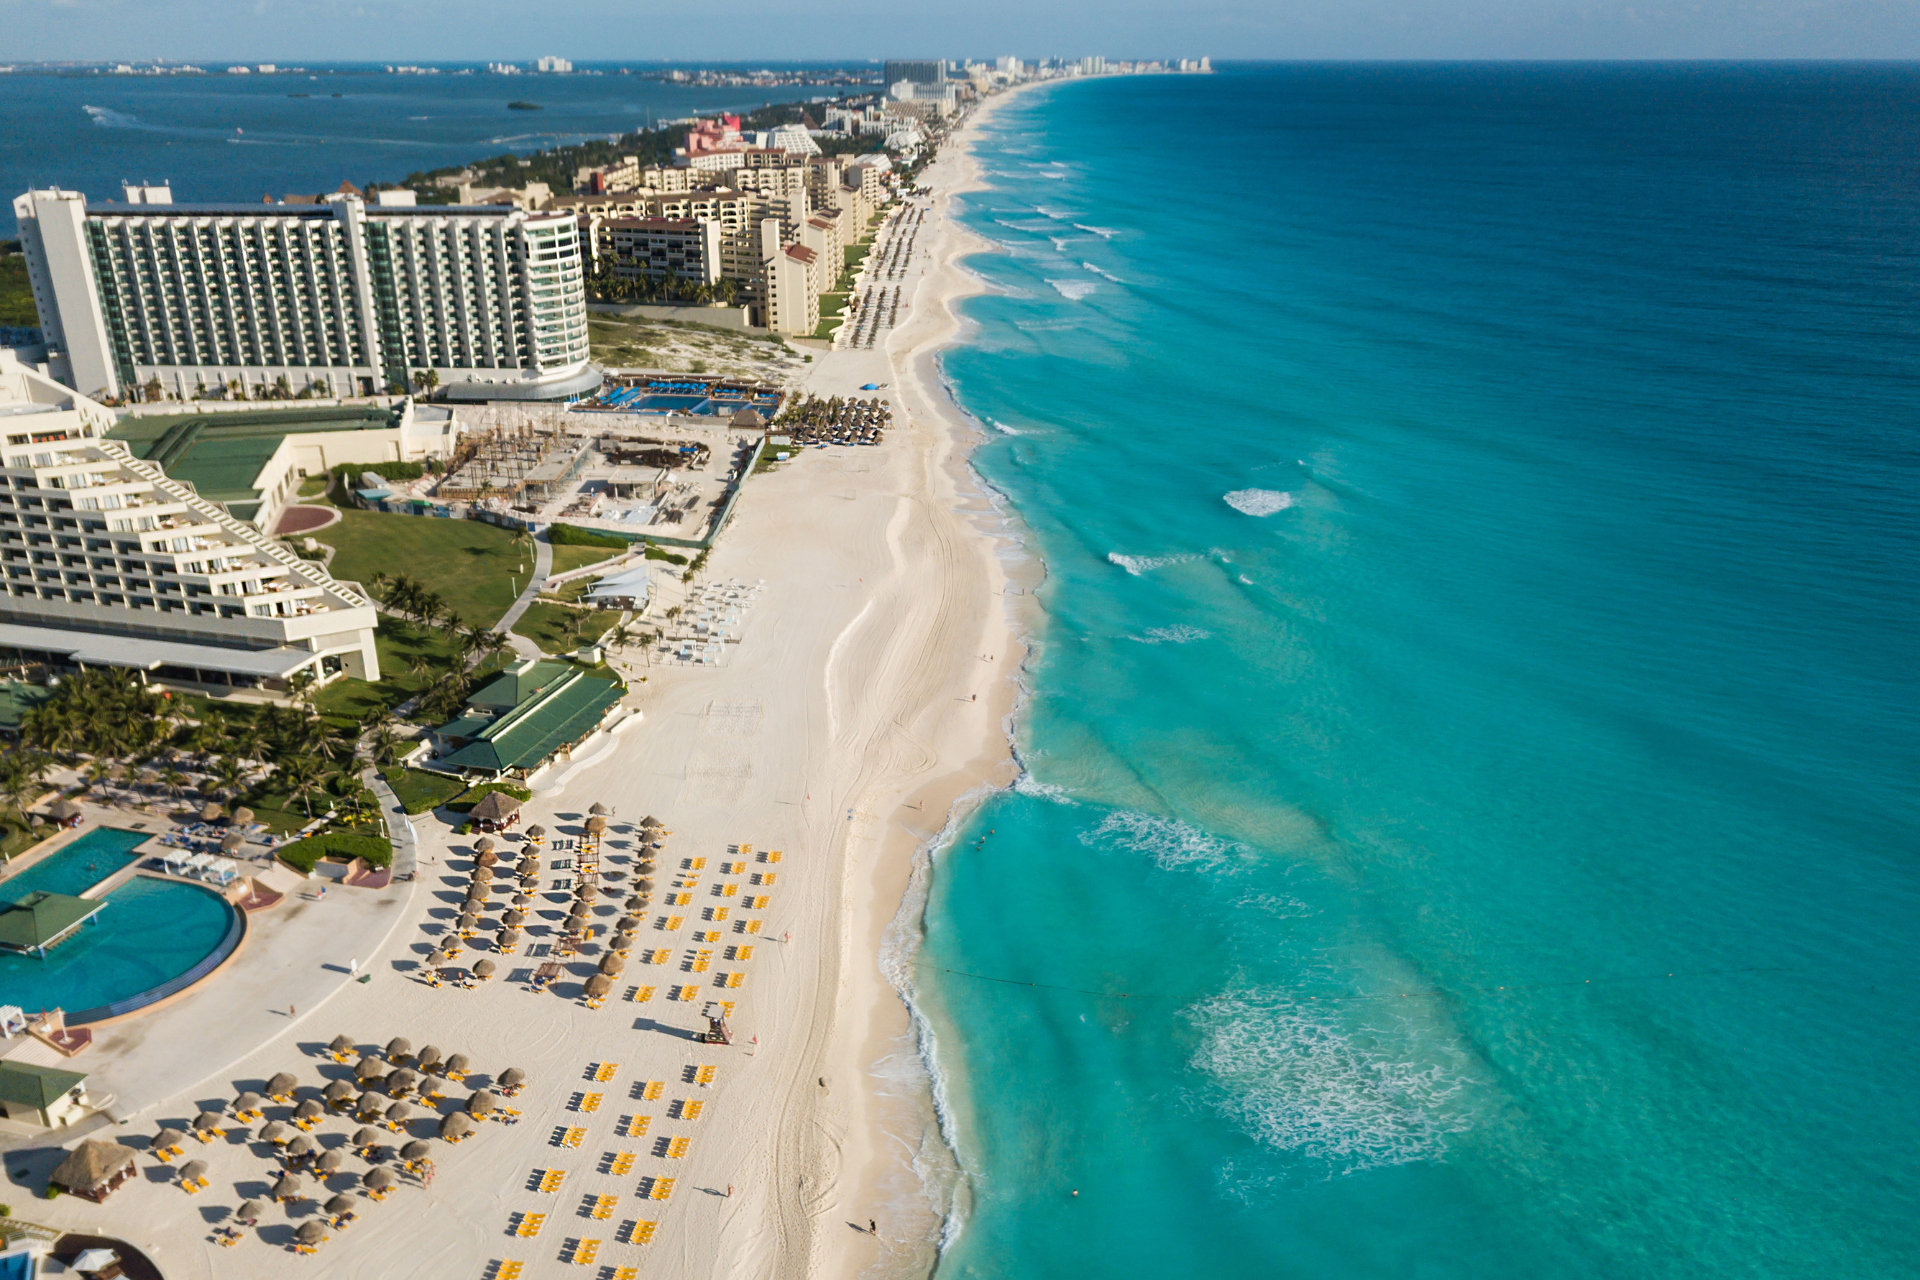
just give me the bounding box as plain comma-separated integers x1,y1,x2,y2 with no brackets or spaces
4,88,1033,1280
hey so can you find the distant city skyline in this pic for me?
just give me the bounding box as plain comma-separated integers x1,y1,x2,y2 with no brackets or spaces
2,0,1917,62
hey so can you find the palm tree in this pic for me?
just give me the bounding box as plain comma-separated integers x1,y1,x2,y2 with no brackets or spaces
279,756,324,819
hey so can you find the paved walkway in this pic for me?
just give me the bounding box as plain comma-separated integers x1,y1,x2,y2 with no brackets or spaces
362,767,418,878
494,533,552,659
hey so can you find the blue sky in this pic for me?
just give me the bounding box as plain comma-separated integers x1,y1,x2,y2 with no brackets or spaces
4,0,1917,61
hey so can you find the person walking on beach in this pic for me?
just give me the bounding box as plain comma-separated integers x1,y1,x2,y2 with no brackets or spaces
869,1219,878,1236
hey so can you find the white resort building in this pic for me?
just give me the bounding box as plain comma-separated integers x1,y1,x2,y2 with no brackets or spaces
0,350,381,691
11,185,598,404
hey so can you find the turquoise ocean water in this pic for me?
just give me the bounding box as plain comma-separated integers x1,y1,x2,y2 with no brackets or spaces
915,65,1920,1278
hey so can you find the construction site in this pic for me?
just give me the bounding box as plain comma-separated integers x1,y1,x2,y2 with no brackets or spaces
433,415,596,509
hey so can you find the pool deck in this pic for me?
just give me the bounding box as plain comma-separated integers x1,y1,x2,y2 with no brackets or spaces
0,802,418,1152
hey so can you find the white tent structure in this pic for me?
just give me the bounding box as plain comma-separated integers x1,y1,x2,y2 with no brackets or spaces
585,565,651,611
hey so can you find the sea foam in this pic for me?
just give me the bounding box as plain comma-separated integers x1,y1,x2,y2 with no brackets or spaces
1184,987,1477,1177
1106,551,1200,575
1128,625,1212,645
1047,279,1098,301
1223,489,1294,516
1074,224,1121,239
1080,809,1249,873
1082,262,1126,284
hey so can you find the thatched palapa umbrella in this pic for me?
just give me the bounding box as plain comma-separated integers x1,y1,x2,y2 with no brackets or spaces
574,882,598,903
470,863,493,882
355,1091,383,1117
180,1158,209,1184
635,878,654,893
473,836,496,855
400,1140,432,1162
315,1150,345,1173
267,1072,299,1099
384,1101,411,1126
387,1068,419,1096
640,815,662,830
193,1110,223,1133
201,801,224,822
583,974,612,1000
328,1034,356,1057
494,929,518,950
286,1134,315,1158
624,895,646,913
502,909,526,927
355,1056,387,1082
415,1045,443,1071
438,1111,473,1141
233,1091,264,1115
476,848,498,868
154,1126,185,1151
232,805,254,824
472,959,496,980
221,831,245,854
295,1220,327,1247
598,951,625,978
525,824,547,843
588,802,609,816
615,915,640,934
235,1199,267,1225
512,892,532,908
386,1037,413,1063
272,1172,304,1201
257,1122,288,1145
445,1053,471,1078
466,1090,497,1117
323,1080,354,1106
498,1067,526,1091
364,1167,397,1192
294,1099,323,1123
352,1127,381,1150
584,814,607,835
324,1192,356,1217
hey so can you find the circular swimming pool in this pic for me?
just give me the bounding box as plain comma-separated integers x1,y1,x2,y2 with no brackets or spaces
0,830,241,1022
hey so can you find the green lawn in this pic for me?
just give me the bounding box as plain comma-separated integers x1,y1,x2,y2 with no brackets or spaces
0,822,55,862
512,601,620,653
446,781,532,814
314,510,527,628
550,543,624,577
0,253,37,328
296,476,332,499
277,828,393,873
313,622,462,725
845,243,870,272
382,767,466,815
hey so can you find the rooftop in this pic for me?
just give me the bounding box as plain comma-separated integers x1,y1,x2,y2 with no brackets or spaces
0,890,106,952
0,1060,87,1109
110,405,403,518
437,665,624,775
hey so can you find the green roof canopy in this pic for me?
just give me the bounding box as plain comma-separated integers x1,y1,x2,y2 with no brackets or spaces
0,679,54,732
0,891,106,952
0,1060,87,1109
465,661,575,714
438,668,623,775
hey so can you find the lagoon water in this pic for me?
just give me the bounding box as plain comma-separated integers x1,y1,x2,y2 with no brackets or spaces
918,65,1920,1278
0,66,777,236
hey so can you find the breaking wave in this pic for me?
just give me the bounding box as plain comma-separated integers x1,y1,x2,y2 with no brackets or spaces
1128,625,1212,645
1082,262,1125,284
1223,489,1294,517
1074,224,1121,238
1106,551,1200,575
1080,809,1250,874
1184,987,1478,1177
1012,773,1073,804
1047,279,1098,301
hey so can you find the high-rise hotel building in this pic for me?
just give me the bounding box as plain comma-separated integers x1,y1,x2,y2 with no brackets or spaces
0,349,380,689
12,186,598,403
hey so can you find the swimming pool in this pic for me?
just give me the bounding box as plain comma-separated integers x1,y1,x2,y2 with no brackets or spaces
0,828,241,1022
0,826,147,902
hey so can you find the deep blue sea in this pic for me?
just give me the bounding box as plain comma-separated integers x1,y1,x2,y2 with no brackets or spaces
0,64,785,235
916,65,1920,1279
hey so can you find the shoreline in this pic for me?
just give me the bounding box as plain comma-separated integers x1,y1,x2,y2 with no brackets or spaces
820,78,1057,1280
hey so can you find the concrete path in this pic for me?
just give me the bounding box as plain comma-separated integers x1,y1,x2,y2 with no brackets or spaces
362,766,418,878
494,532,552,659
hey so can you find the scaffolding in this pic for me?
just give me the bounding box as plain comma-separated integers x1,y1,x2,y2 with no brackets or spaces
434,413,592,505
